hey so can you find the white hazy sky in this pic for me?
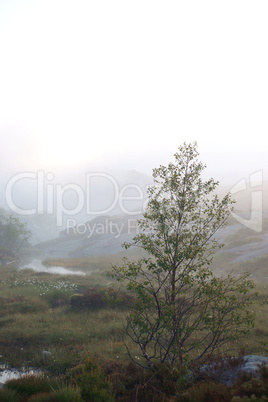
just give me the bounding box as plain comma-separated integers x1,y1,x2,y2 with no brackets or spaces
0,0,268,183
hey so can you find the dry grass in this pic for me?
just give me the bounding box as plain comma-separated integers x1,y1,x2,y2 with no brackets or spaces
0,258,267,375
0,265,128,372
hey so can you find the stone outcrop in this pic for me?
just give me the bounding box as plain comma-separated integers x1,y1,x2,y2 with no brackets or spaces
200,355,268,386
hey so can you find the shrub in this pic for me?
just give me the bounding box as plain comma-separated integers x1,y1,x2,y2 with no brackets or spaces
27,392,57,402
103,361,148,400
73,356,114,401
102,287,133,309
69,288,132,311
180,380,231,402
43,289,71,308
82,288,106,309
69,291,105,310
258,364,268,381
0,388,20,402
231,396,268,401
52,387,83,401
69,294,84,309
4,374,51,396
232,370,268,399
103,361,193,401
28,387,83,401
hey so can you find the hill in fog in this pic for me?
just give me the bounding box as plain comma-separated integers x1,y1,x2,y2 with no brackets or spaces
2,169,268,283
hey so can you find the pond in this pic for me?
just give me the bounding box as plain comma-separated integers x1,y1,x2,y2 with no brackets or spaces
19,259,86,276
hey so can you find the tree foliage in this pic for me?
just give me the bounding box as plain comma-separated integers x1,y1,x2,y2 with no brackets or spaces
0,213,30,252
110,142,256,368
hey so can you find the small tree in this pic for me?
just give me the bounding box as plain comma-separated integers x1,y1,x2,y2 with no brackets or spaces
110,142,256,368
0,214,30,252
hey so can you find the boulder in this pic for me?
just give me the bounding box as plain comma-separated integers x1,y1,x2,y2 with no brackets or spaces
200,355,268,386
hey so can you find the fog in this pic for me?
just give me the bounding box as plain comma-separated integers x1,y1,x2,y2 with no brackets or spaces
1,1,268,213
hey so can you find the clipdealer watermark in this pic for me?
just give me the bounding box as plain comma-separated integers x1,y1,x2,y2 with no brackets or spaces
229,170,263,232
66,218,139,239
5,171,149,226
4,169,264,234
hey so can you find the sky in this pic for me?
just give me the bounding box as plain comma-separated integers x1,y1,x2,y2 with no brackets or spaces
0,0,268,188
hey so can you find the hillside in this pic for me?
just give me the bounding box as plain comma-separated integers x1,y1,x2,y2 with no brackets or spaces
33,209,268,283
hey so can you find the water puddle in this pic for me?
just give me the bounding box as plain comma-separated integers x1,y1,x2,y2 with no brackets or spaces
19,259,86,276
0,365,41,385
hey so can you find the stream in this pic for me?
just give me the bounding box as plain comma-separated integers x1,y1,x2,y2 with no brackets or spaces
18,259,86,276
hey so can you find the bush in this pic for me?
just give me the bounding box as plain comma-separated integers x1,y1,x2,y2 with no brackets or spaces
43,289,71,308
27,392,57,402
69,294,84,309
69,287,132,311
72,356,115,401
232,369,268,399
103,361,193,401
4,374,51,397
28,387,83,401
103,361,148,400
52,387,83,401
231,396,268,401
180,380,231,402
0,388,20,401
102,287,133,309
69,291,105,310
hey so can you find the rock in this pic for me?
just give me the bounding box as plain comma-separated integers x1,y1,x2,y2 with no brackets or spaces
200,355,268,386
242,355,268,374
42,350,51,357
